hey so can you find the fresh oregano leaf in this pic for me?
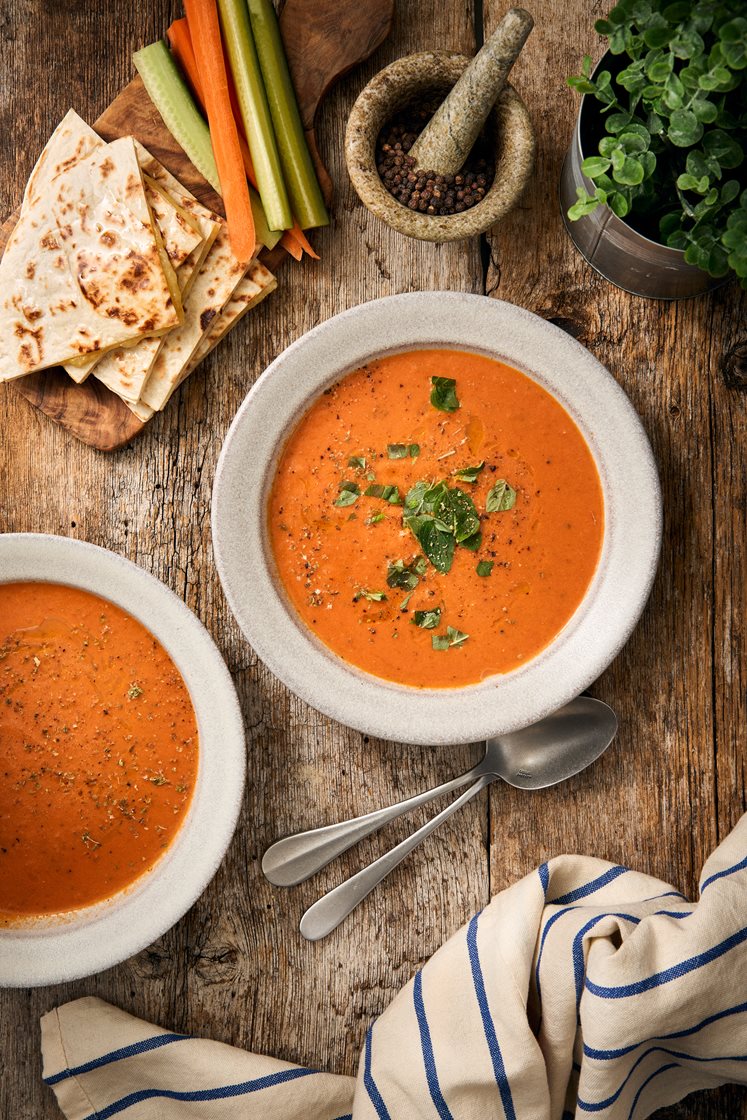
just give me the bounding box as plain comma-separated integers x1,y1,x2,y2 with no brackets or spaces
430,377,460,413
486,480,517,512
334,481,360,507
412,608,441,630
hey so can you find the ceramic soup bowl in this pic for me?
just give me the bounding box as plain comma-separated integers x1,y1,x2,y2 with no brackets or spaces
212,293,661,747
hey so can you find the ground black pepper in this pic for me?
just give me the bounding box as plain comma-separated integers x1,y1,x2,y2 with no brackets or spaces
375,100,495,216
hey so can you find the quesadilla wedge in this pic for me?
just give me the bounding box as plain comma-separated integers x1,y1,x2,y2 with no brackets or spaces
138,224,250,412
0,136,181,381
186,260,276,373
91,242,202,404
64,174,196,385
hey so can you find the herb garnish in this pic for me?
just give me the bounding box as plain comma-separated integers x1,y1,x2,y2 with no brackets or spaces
430,377,460,413
364,483,401,504
486,479,517,512
399,591,414,611
387,556,427,590
334,480,360,507
452,461,484,482
387,443,420,459
432,626,469,650
366,511,386,525
412,608,441,630
402,480,481,573
127,683,143,700
353,589,387,603
348,456,367,471
476,560,494,577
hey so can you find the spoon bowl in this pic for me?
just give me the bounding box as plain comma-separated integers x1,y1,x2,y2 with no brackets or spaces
481,696,618,789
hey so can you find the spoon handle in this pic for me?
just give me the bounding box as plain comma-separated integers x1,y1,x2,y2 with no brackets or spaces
262,765,483,886
299,774,491,941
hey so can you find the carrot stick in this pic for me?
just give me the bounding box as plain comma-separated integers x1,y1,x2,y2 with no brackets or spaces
283,226,319,260
279,230,302,260
167,19,204,101
168,17,317,261
183,0,255,263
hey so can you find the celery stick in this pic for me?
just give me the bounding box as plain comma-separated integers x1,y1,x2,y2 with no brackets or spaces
133,40,282,250
247,0,329,229
219,0,292,232
134,40,221,193
249,185,282,250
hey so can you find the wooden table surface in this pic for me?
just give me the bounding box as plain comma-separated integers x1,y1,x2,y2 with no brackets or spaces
1,2,745,1117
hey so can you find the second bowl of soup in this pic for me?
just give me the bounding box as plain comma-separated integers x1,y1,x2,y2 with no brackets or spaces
213,293,661,745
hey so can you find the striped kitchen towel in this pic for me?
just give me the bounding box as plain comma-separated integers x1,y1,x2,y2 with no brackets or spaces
42,814,747,1120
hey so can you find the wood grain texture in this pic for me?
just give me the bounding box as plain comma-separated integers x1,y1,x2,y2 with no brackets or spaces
0,3,745,1120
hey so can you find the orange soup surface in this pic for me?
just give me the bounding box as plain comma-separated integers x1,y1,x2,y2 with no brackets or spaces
0,582,198,919
269,349,604,688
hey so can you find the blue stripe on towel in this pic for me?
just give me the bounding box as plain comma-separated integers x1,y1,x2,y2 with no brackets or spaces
586,924,747,998
548,866,629,905
466,914,516,1120
82,1067,318,1119
45,1033,189,1085
572,914,640,1012
364,1027,392,1120
537,896,689,1012
535,906,575,1006
627,1062,679,1120
700,853,747,893
583,1000,747,1060
413,972,454,1120
578,1045,747,1111
538,863,550,896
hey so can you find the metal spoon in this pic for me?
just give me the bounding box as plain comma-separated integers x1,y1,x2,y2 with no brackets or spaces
297,697,617,940
261,697,617,936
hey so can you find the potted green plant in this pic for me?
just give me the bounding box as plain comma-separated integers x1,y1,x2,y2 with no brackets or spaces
560,0,746,299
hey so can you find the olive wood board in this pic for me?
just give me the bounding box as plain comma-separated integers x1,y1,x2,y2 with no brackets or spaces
0,0,394,451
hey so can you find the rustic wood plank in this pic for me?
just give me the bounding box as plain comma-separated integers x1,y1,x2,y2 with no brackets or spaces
482,3,747,1118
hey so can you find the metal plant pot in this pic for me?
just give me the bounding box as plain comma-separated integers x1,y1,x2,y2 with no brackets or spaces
560,52,725,300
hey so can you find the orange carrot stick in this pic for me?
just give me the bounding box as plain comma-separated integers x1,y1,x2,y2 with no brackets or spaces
279,230,302,260
279,227,315,262
169,17,317,261
183,0,255,262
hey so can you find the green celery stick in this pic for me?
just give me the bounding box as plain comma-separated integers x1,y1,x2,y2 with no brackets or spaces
133,40,281,250
247,0,329,229
218,0,293,232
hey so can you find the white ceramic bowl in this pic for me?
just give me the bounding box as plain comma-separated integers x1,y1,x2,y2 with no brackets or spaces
213,293,661,746
0,534,245,987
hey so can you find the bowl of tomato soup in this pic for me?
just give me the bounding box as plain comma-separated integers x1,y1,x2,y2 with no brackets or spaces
0,534,245,987
213,293,661,745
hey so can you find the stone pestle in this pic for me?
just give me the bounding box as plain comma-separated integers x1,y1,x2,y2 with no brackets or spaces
408,8,534,177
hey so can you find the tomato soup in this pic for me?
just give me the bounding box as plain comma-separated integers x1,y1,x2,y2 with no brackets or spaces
268,349,604,688
0,582,198,918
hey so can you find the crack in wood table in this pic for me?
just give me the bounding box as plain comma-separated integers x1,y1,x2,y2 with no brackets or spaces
0,2,745,1117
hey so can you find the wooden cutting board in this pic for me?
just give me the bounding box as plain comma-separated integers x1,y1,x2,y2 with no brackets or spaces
0,0,394,452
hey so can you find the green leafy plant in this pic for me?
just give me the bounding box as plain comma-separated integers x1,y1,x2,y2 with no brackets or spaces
567,0,747,287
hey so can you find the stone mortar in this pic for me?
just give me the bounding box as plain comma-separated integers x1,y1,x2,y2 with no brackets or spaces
345,51,535,243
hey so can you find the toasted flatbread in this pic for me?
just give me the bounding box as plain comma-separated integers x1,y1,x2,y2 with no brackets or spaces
91,248,198,404
139,224,249,412
186,260,277,373
19,109,101,214
0,136,182,381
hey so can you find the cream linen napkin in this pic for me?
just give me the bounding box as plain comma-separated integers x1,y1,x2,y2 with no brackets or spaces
42,815,747,1120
